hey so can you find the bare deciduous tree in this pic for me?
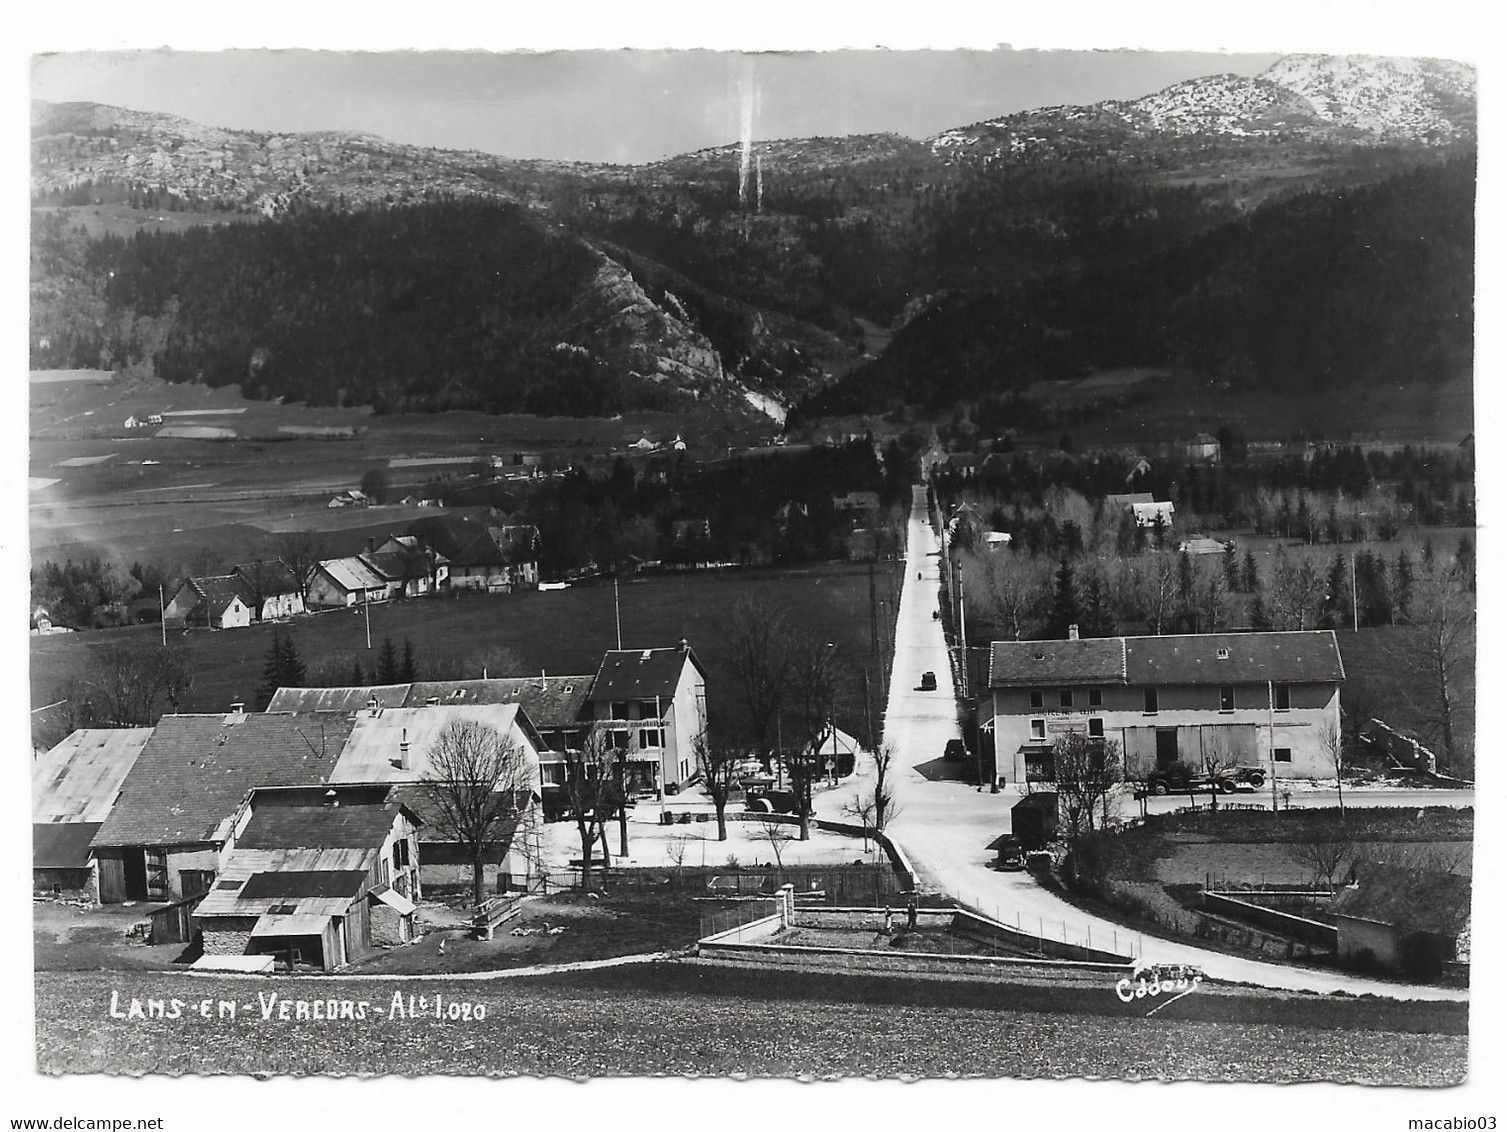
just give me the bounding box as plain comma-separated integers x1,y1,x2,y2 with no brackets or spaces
560,726,622,891
421,718,535,907
756,820,794,871
695,736,747,842
1319,720,1346,819
1288,835,1354,892
1270,548,1327,631
729,597,794,763
272,531,326,602
1053,733,1123,841
1397,562,1475,776
79,644,195,726
871,741,898,833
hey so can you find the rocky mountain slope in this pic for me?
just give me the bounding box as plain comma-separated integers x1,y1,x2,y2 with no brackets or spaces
30,53,1476,422
929,54,1475,163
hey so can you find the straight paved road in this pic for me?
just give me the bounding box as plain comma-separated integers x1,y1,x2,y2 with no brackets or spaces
818,484,1467,1002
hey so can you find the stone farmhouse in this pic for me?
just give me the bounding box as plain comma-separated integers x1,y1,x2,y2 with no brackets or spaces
984,629,1344,786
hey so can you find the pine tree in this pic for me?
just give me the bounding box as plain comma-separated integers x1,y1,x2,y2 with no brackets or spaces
1248,585,1271,631
377,636,400,684
254,629,286,711
282,632,306,688
1048,559,1080,640
1241,549,1259,594
350,659,365,686
1081,571,1112,637
1222,542,1240,592
400,637,418,683
1393,550,1415,623
1323,553,1348,630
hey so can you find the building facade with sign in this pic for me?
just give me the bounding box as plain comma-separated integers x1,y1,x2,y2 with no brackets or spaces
985,630,1344,786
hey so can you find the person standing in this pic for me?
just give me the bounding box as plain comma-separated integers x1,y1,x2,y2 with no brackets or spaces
883,904,893,935
905,893,918,932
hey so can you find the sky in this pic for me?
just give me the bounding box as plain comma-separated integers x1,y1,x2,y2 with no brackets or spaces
30,48,1287,164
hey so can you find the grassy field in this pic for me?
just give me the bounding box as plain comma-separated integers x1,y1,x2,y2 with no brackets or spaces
33,964,1467,1081
29,561,902,742
29,367,765,564
1033,371,1473,449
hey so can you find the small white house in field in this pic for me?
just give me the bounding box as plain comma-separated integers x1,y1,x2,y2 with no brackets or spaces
164,576,254,629
985,531,1013,551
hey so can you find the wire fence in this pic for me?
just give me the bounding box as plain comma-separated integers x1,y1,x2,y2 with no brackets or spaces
522,864,908,905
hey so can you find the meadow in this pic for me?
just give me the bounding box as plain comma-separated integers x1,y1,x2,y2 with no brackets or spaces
29,561,903,745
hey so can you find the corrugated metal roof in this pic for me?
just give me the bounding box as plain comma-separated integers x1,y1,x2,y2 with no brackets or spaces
318,556,386,593
371,886,416,916
329,704,529,784
266,685,411,713
33,728,153,823
250,914,332,937
33,822,102,869
193,848,374,918
589,646,703,702
91,713,356,848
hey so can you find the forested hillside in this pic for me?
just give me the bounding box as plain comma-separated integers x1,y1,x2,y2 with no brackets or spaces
33,199,747,416
795,156,1475,418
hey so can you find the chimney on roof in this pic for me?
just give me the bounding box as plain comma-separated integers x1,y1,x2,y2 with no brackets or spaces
426,696,440,706
1067,624,1079,641
367,537,376,553
230,701,245,714
679,637,689,652
367,695,380,716
398,728,411,771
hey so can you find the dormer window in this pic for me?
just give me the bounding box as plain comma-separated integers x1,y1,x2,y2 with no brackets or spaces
1217,647,1230,660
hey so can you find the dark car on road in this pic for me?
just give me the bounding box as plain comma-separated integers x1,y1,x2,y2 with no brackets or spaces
919,671,937,691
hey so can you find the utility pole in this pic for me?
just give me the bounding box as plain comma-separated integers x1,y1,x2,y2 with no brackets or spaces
364,589,372,650
868,560,878,659
958,563,968,699
159,584,166,647
1268,680,1279,815
614,578,623,650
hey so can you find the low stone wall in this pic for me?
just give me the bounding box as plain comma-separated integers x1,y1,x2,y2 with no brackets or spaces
950,909,1132,964
1203,891,1338,947
697,902,1134,976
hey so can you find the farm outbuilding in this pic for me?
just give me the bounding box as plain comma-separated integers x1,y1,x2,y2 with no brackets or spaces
33,727,154,899
90,711,357,904
1330,865,1471,980
191,783,423,970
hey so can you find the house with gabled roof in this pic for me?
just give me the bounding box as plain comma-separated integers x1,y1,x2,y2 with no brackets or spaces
985,629,1344,786
192,783,422,971
407,515,526,593
90,710,357,903
163,575,254,629
307,555,388,608
33,727,154,898
328,702,545,892
231,560,306,621
270,677,592,800
588,640,707,791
